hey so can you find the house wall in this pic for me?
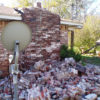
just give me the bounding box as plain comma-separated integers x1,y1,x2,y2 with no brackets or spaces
0,20,10,77
60,31,68,45
60,25,68,45
0,21,10,32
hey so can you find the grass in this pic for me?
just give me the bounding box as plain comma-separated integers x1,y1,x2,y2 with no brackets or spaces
68,46,100,66
82,54,100,66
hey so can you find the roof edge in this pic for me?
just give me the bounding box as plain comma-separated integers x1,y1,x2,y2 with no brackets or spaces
60,20,83,28
0,15,22,20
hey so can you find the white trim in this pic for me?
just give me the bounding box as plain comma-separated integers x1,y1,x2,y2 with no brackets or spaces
61,20,83,28
0,15,22,20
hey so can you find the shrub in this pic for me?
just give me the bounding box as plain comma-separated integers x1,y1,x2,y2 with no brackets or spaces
60,44,82,62
74,53,82,62
74,16,100,51
67,49,76,57
60,45,68,59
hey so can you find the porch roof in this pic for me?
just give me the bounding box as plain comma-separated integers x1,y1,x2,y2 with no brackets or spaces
61,19,83,29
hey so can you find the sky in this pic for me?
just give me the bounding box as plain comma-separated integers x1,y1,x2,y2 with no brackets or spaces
0,0,37,6
87,0,100,15
0,0,42,7
0,0,18,7
0,0,100,15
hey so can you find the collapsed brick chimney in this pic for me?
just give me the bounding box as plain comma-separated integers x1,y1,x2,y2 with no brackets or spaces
20,7,61,68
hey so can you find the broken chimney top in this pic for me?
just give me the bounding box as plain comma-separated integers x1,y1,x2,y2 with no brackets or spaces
37,2,41,8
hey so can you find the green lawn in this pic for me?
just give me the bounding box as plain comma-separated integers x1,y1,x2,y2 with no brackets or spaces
82,55,100,66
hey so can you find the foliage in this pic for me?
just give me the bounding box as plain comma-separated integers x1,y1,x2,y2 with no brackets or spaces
60,45,68,59
60,44,82,62
81,61,86,66
75,16,100,52
16,0,33,7
16,0,95,20
43,0,71,18
74,53,82,62
43,0,95,19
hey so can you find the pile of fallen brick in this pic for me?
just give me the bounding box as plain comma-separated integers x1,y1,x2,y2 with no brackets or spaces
0,58,100,100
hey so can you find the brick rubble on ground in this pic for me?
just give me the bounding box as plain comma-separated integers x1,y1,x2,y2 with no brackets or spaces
0,58,100,100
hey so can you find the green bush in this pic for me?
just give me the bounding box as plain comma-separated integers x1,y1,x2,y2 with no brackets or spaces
67,49,76,57
60,45,68,59
60,44,82,62
74,53,82,62
74,16,100,52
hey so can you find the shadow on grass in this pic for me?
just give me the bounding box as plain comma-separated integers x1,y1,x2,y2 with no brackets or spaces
82,55,100,66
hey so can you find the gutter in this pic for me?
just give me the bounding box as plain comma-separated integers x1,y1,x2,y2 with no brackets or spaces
0,15,22,20
60,20,83,28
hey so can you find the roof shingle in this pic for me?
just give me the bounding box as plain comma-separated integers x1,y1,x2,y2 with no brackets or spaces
0,6,20,16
